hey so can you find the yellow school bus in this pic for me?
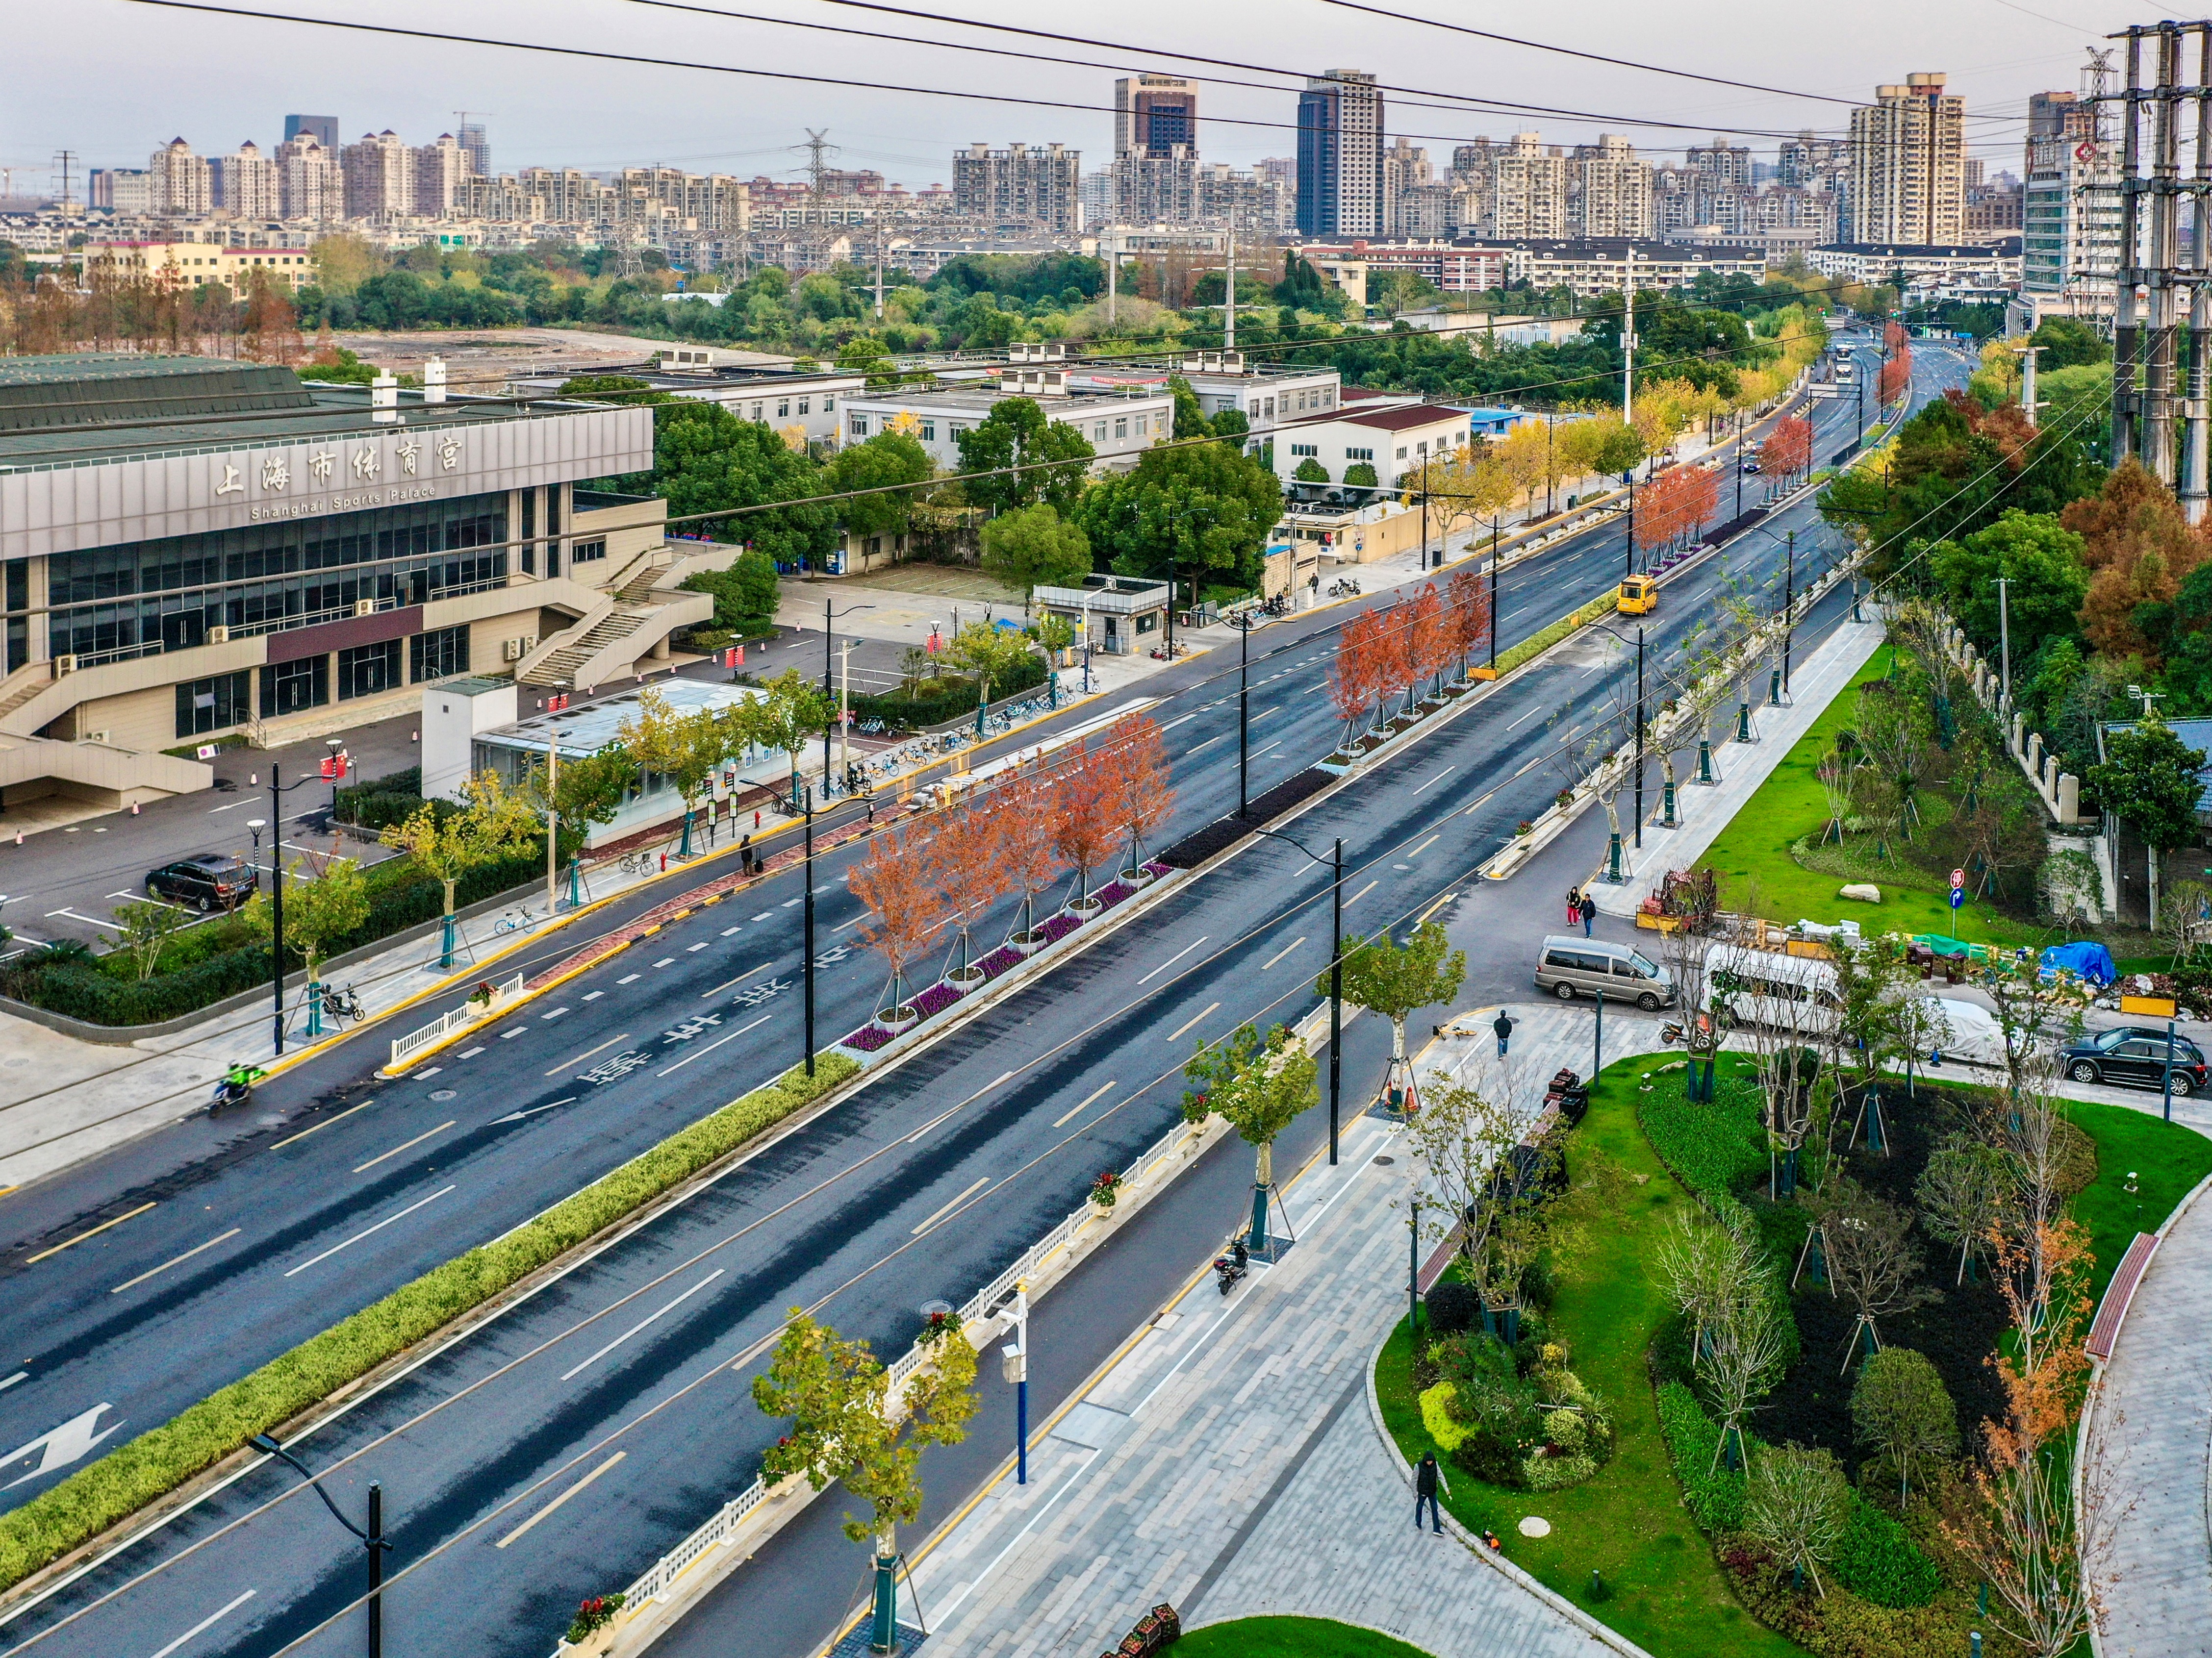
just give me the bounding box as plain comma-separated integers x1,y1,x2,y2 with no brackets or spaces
1617,574,1657,615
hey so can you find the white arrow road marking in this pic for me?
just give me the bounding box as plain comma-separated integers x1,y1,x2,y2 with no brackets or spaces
2,1403,123,1489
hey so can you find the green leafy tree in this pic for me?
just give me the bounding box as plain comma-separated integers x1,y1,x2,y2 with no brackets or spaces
1210,405,1250,444
979,502,1092,595
1929,510,2089,665
635,402,835,566
1329,920,1467,1070
823,429,934,545
1167,375,1210,439
955,397,1094,515
1073,440,1285,593
944,621,1038,700
111,899,191,983
1292,456,1330,485
619,686,748,848
1850,1347,1958,1500
680,548,781,632
753,1310,977,1652
2028,314,2110,371
1746,1445,1852,1596
555,375,672,405
243,854,370,990
544,742,636,850
833,335,901,388
2086,713,2208,926
1182,1021,1319,1250
1343,461,1380,491
381,771,540,923
754,667,837,799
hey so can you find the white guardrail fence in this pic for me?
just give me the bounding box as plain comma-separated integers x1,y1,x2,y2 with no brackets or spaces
387,970,524,1071
603,1107,1217,1632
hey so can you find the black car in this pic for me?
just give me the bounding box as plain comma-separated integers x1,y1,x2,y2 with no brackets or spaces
145,854,258,912
2061,1026,2210,1097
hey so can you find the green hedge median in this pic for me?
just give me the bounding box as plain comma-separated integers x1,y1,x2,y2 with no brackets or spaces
0,1051,860,1592
1494,590,1619,678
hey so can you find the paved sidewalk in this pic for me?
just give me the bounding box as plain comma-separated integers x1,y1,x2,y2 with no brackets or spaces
898,1089,1636,1658
1591,603,1886,917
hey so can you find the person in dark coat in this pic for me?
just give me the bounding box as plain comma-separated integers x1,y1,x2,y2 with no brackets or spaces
1415,1451,1449,1532
1493,1009,1516,1059
1579,891,1597,937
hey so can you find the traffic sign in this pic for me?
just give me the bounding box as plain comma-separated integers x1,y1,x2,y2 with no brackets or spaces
1951,887,1965,910
1950,869,1964,888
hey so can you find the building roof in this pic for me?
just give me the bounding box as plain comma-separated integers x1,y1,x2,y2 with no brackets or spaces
1817,240,2023,257
2108,718,2212,813
1278,402,1468,433
480,677,765,761
0,352,619,473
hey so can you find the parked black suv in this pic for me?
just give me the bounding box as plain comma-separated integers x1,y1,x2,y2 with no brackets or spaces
144,854,258,912
2060,1026,2209,1097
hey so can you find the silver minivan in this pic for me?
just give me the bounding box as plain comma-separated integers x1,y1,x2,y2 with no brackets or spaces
1534,935,1677,1010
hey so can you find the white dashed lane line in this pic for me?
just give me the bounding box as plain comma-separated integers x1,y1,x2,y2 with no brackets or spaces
617,974,640,984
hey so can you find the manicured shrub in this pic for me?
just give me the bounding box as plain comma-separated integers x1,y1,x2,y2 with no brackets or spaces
1831,1500,1942,1608
1655,1380,1747,1531
0,1052,860,1591
1423,1280,1476,1334
1419,1382,1469,1452
1639,1067,1769,1204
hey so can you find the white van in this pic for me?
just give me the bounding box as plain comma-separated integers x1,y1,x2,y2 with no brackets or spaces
1704,943,1842,1037
1534,936,1676,1010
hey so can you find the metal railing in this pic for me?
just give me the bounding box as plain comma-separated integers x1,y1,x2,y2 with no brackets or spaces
387,969,524,1070
611,1110,1213,1625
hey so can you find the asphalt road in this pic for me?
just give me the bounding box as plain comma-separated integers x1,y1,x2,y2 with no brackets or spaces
0,332,1967,1658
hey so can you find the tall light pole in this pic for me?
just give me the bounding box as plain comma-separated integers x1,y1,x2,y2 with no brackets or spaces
251,1434,388,1658
1000,1281,1030,1484
1237,613,1250,817
1252,828,1344,1165
1995,575,2011,714
544,725,563,911
1591,622,1647,854
802,782,816,1078
822,600,873,789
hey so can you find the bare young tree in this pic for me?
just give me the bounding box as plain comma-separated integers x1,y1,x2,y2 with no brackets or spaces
1406,1074,1554,1344
1915,1132,2014,1283
1816,1181,1933,1372
1712,959,1823,1200
1746,1445,1852,1597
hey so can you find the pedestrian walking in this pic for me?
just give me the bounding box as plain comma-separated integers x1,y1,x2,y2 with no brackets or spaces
739,833,754,875
1579,891,1597,937
1565,886,1581,926
1493,1009,1516,1059
1415,1451,1449,1533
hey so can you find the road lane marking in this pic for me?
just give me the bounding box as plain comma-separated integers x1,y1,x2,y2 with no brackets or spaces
721,926,740,936
283,1186,455,1277
546,1033,631,1077
1409,834,1441,857
780,898,802,908
1409,766,1455,796
656,1013,772,1077
500,1027,526,1039
147,1589,257,1658
110,1228,241,1295
458,1047,486,1059
583,990,604,1001
0,1374,24,1393
752,911,773,920
1160,712,1199,730
1184,733,1227,755
1260,936,1307,971
700,962,775,999
543,1005,570,1018
1167,1002,1221,1044
411,1066,442,1079
207,798,253,812
910,1179,990,1237
652,957,675,968
906,1071,1016,1144
1052,1080,1117,1129
352,1122,454,1175
1346,880,1379,906
1415,893,1455,927
268,1098,376,1151
25,1203,155,1265
831,915,865,932
494,1453,627,1549
493,1098,577,1124
1136,936,1209,986
616,973,640,984
559,1272,723,1381
687,942,709,952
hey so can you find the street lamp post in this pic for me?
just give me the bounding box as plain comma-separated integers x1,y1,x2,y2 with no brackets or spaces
264,765,317,1055
250,1434,388,1658
822,601,874,791
1252,827,1344,1165
1000,1281,1031,1484
803,782,815,1078
1488,532,1500,675
1782,531,1795,694
1589,622,1648,855
1237,613,1249,817
1622,471,1636,578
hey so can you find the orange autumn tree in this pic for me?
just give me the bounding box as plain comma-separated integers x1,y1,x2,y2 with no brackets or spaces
1760,415,1812,480
2060,459,2212,663
1407,583,1449,701
1049,739,1120,907
1097,713,1174,877
1636,468,1690,554
848,822,948,1021
994,769,1065,945
1329,609,1384,750
1445,567,1491,676
931,801,1010,980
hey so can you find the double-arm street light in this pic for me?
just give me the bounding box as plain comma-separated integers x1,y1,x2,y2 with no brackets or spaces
261,764,322,1055
250,1434,388,1658
821,600,874,791
1250,827,1344,1165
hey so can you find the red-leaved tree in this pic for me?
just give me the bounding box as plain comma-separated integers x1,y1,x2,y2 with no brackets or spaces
1407,583,1448,700
994,768,1064,944
1329,610,1381,748
1446,568,1491,675
1049,739,1119,906
931,801,1010,978
1761,415,1812,479
1097,712,1174,876
848,823,947,1020
1879,344,1911,411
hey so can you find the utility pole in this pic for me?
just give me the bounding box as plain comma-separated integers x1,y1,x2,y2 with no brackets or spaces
1782,532,1795,693
51,150,78,219
1620,248,1636,421
1996,575,2012,713
803,784,816,1078
545,727,561,912
1224,210,1235,352
1105,229,1118,327
873,226,886,321
837,637,855,783
1237,615,1249,817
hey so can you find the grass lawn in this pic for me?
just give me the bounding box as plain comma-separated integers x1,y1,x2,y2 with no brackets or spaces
2065,1098,2212,1303
1697,645,2043,949
1373,1051,1799,1658
1179,1616,1435,1658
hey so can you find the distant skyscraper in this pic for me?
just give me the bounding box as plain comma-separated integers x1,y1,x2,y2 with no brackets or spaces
214,140,280,220
1114,75,1198,160
457,122,490,177
1491,132,1568,238
952,143,1080,232
1575,133,1652,237
1296,69,1383,237
147,137,211,217
283,114,339,152
1848,72,1966,245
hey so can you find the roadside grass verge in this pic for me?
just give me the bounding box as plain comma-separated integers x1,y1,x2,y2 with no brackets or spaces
1495,591,1621,679
1179,1617,1435,1658
0,1053,859,1593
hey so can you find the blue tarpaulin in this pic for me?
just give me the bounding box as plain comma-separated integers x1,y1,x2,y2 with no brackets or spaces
2041,941,2117,986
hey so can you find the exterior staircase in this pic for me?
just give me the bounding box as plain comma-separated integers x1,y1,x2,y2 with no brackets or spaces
0,667,51,726
521,603,663,688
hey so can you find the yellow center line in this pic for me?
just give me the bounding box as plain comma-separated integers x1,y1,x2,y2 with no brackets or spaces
269,1098,376,1152
495,1451,627,1549
1052,1080,1117,1130
26,1202,154,1264
911,1178,991,1237
353,1121,455,1175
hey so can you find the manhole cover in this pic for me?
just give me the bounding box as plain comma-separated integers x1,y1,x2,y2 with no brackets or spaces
1372,1156,1395,1165
1518,1515,1552,1538
429,1089,458,1102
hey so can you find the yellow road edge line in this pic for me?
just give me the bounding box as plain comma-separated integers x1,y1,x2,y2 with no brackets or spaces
27,1201,155,1264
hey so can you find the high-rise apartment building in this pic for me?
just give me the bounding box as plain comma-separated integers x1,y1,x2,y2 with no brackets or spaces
88,169,153,215
341,130,414,220
276,133,339,223
283,115,339,153
952,143,1080,233
456,123,490,178
1115,75,1198,159
1574,133,1651,238
1113,146,1197,225
147,138,211,217
1779,133,1848,189
2022,92,2118,317
1296,70,1384,236
1687,137,1753,190
1380,137,1430,234
1848,72,1966,245
1491,132,1569,238
413,133,471,218
213,140,280,221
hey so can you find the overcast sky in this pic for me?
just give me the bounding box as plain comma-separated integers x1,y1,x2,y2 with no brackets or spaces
1,0,2160,188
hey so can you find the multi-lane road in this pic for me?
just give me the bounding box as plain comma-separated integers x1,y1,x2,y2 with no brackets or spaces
0,331,1971,1658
